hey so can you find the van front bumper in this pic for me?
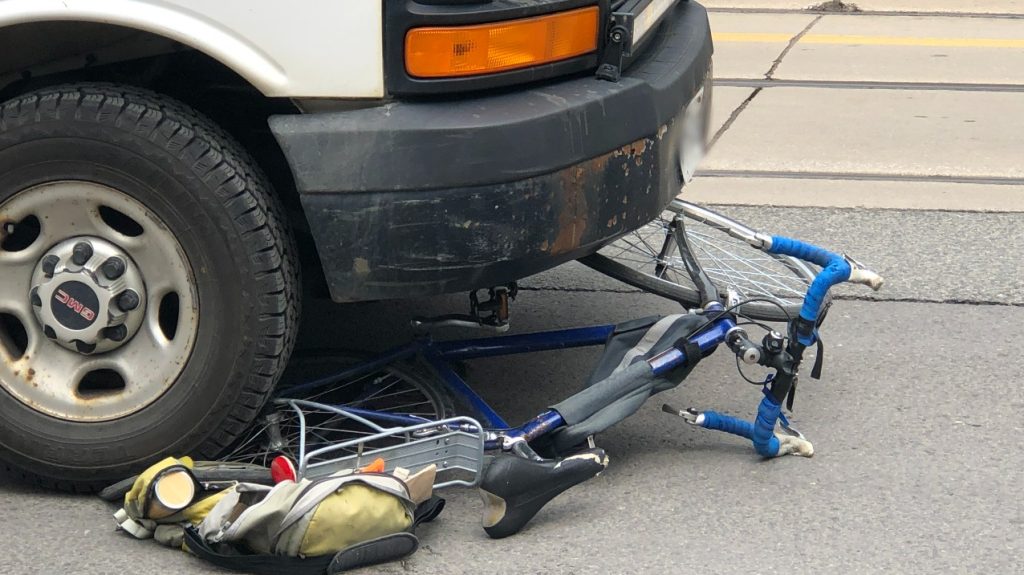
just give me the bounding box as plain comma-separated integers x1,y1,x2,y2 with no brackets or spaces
270,1,713,302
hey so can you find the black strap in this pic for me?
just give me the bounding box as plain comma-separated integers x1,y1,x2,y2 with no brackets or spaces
183,527,333,575
412,496,445,528
672,339,704,371
810,337,824,380
328,533,419,574
786,336,824,411
683,341,703,370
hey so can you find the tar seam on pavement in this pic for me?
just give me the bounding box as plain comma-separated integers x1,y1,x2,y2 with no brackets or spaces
696,170,1024,186
707,7,1024,19
714,78,1024,92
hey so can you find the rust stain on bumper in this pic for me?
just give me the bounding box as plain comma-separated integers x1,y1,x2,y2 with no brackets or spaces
547,134,658,256
550,166,590,256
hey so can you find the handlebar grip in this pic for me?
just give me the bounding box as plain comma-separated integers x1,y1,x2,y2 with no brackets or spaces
849,267,884,291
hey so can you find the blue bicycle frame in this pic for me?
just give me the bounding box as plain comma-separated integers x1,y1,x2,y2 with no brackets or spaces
279,309,737,451
277,235,881,458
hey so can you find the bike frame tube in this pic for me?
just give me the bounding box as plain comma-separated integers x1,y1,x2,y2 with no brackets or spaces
673,214,720,306
518,410,566,442
649,309,736,376
420,347,511,429
277,343,421,397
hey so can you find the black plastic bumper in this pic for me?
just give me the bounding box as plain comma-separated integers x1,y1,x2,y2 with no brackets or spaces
270,1,713,302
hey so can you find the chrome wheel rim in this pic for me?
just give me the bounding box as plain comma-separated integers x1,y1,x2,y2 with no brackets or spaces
0,181,198,422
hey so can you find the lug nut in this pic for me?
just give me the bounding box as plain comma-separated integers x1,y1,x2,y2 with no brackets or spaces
71,242,93,266
102,257,126,280
30,287,42,307
117,290,140,311
75,340,97,354
44,325,57,339
41,255,60,278
106,324,128,342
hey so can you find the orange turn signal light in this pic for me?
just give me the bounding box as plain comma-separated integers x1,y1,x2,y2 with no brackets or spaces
405,6,600,78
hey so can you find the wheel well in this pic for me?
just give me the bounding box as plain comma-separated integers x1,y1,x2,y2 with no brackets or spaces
0,21,327,294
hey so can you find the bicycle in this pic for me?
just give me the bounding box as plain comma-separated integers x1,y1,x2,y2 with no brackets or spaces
103,203,884,539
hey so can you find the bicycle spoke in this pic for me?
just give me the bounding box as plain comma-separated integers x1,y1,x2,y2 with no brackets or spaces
301,370,381,402
220,357,450,465
688,232,807,299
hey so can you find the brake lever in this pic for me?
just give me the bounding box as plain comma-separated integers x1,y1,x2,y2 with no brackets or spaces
777,420,807,441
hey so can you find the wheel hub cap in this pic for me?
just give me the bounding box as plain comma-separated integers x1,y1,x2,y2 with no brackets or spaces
31,237,147,355
0,180,198,422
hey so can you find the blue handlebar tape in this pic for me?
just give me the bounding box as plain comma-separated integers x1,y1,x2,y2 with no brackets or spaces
752,395,782,457
699,397,782,458
768,236,851,339
700,411,755,439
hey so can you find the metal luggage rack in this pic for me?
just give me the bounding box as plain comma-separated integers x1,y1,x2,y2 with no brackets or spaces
281,399,487,489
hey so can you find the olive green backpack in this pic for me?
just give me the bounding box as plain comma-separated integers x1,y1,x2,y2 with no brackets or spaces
113,457,442,574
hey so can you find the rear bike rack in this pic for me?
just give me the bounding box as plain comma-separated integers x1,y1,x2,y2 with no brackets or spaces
279,399,487,489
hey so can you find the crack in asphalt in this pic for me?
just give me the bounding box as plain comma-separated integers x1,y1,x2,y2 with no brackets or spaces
709,86,762,149
521,286,1022,307
765,15,823,78
836,294,1024,307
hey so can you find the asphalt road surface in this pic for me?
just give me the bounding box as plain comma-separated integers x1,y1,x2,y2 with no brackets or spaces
2,2,1022,574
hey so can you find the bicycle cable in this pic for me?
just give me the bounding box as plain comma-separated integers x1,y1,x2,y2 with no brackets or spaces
732,320,777,385
681,297,794,343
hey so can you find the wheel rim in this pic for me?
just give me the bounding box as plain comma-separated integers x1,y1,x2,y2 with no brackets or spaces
0,181,198,422
597,202,815,314
221,357,448,467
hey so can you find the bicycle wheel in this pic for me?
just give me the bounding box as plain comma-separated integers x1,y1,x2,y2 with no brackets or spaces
218,351,455,468
581,200,819,322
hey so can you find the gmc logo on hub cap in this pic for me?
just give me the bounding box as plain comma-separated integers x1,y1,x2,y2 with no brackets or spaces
55,289,97,322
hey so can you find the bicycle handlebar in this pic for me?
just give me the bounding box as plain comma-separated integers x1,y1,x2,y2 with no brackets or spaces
670,236,884,458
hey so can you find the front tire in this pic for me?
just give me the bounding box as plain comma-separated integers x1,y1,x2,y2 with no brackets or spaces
0,84,300,489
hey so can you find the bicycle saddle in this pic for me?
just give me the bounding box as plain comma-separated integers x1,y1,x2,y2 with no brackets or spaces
478,447,608,539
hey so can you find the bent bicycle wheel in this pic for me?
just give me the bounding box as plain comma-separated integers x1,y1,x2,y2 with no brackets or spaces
581,200,819,322
219,351,455,468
